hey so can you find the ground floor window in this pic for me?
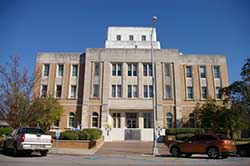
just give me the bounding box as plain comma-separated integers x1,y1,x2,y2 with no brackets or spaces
166,112,173,128
68,112,75,128
143,113,152,128
189,113,195,128
113,113,121,128
92,112,99,127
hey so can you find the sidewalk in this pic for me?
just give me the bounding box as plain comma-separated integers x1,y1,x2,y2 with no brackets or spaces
49,141,170,156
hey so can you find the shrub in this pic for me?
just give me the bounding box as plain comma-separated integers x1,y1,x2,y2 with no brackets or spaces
0,127,13,136
49,131,56,139
78,130,91,140
165,128,205,136
175,133,195,141
60,131,79,140
80,128,102,140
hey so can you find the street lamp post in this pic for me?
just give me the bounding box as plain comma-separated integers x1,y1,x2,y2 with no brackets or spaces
151,16,158,156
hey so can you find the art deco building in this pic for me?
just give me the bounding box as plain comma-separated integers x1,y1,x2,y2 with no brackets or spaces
35,27,228,141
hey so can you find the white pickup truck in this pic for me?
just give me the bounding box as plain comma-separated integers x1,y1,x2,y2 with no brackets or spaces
3,127,53,156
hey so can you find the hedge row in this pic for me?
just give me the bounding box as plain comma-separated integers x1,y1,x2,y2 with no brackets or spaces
165,128,205,135
53,128,103,140
0,127,13,136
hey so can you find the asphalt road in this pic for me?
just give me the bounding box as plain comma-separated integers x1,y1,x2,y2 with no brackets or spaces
0,153,250,166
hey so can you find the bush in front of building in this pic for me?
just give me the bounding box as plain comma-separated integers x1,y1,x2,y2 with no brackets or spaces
60,131,79,140
78,128,103,140
0,127,13,136
165,128,205,136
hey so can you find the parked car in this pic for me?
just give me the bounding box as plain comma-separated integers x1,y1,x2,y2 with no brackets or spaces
3,127,53,156
169,133,236,159
236,142,250,157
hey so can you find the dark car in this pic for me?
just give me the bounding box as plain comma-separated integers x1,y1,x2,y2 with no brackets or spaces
237,143,250,157
169,133,236,159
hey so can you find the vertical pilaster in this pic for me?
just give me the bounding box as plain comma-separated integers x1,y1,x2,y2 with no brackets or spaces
155,62,163,127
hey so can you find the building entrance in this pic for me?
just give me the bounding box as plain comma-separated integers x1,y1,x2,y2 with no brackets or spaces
126,113,137,128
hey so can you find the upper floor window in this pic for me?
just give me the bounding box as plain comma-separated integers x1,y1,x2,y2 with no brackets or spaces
199,66,206,78
72,65,78,77
128,63,137,76
41,85,47,97
144,85,153,98
57,64,64,77
94,63,100,76
93,84,99,97
71,85,77,98
112,84,122,98
187,86,193,99
56,85,62,98
142,35,146,41
164,63,170,77
116,35,121,41
186,66,192,78
214,66,220,78
129,35,134,41
143,64,152,76
165,85,172,99
43,64,50,77
112,63,122,76
201,86,207,99
216,87,222,99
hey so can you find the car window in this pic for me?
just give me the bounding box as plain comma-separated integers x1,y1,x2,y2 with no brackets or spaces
217,134,230,140
201,135,216,141
189,135,199,142
20,128,45,134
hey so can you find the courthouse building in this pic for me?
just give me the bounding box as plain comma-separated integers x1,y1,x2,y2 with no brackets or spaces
35,26,229,141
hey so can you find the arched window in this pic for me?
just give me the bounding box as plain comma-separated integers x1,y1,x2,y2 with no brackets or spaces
68,112,75,128
92,112,99,128
166,112,173,128
189,113,195,128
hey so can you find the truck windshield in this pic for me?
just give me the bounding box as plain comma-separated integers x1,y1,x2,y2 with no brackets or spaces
21,128,45,134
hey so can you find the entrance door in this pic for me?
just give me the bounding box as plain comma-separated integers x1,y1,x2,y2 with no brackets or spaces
126,113,137,128
125,113,140,140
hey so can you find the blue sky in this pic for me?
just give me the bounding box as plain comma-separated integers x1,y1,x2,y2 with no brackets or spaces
0,0,249,83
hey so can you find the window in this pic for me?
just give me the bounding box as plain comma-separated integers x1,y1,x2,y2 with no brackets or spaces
143,113,152,128
189,113,195,128
142,35,146,41
116,35,121,41
127,64,137,76
113,113,121,128
187,86,193,99
43,64,50,77
58,64,64,77
186,66,192,78
92,112,98,128
214,66,220,78
201,86,207,99
71,85,77,98
112,84,122,98
216,87,222,99
129,35,134,41
166,112,173,128
72,65,78,77
133,85,138,98
41,85,47,97
94,63,100,76
144,85,153,98
93,84,99,97
127,85,132,98
165,85,171,99
143,64,152,76
68,112,75,128
56,85,62,98
165,63,170,77
112,63,122,76
199,66,206,78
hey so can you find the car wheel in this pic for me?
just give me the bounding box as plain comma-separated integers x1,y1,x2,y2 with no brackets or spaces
12,145,19,157
171,147,180,157
40,150,48,157
207,147,219,159
185,153,192,158
238,149,247,157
